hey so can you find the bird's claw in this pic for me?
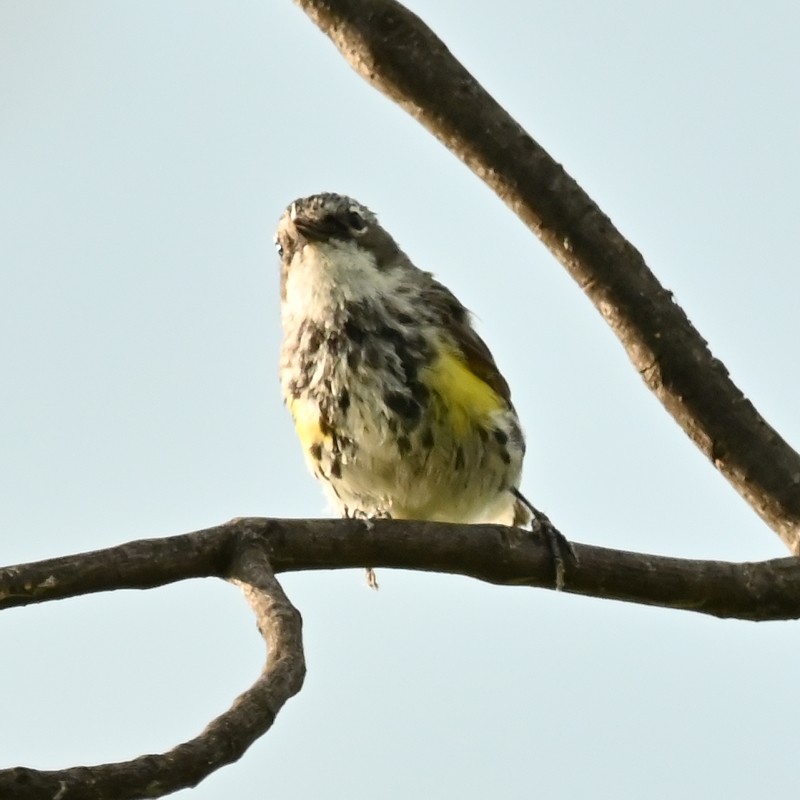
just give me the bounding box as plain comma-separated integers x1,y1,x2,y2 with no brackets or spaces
529,508,577,591
365,567,379,591
344,508,387,589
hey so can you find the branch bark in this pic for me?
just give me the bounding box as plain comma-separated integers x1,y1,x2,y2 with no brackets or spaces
4,518,799,796
2,518,799,622
292,0,800,553
0,530,305,800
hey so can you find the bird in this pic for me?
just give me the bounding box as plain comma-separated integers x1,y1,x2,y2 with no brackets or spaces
274,192,572,587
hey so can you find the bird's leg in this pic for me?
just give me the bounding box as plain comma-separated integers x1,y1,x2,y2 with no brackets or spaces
365,567,380,591
511,489,577,591
344,507,392,590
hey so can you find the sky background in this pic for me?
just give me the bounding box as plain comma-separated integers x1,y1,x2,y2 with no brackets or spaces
2,2,799,797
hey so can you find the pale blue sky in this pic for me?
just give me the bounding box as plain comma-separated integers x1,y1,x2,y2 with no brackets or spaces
2,2,799,797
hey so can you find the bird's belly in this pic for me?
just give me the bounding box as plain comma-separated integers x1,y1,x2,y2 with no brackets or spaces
298,386,523,524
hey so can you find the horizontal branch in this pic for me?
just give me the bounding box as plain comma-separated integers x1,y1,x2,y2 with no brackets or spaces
3,518,797,795
2,518,799,621
0,531,305,800
293,0,800,553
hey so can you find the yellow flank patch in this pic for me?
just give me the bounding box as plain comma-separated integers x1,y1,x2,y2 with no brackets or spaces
423,347,505,436
289,396,326,451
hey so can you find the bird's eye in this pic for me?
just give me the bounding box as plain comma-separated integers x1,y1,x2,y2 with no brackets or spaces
346,209,366,232
274,236,284,258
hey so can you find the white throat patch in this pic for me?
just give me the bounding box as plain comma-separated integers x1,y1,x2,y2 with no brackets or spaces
282,239,401,327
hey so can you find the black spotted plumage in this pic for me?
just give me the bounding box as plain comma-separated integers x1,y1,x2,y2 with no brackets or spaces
276,192,530,527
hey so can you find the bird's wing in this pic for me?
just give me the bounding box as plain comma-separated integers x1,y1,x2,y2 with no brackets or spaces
420,276,512,405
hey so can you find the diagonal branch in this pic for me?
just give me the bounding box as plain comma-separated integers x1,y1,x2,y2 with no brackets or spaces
292,0,800,553
0,530,305,800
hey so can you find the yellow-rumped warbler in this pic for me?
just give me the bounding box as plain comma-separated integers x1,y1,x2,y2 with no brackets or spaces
275,193,571,584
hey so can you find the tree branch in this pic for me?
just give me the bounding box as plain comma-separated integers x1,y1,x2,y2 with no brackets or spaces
292,0,800,553
4,518,798,795
0,530,305,800
2,519,799,623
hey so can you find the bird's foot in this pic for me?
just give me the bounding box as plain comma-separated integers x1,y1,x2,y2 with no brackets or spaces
344,507,390,590
512,489,577,591
365,567,380,591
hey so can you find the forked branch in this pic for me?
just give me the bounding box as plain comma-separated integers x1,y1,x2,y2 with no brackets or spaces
3,518,799,797
0,530,305,800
